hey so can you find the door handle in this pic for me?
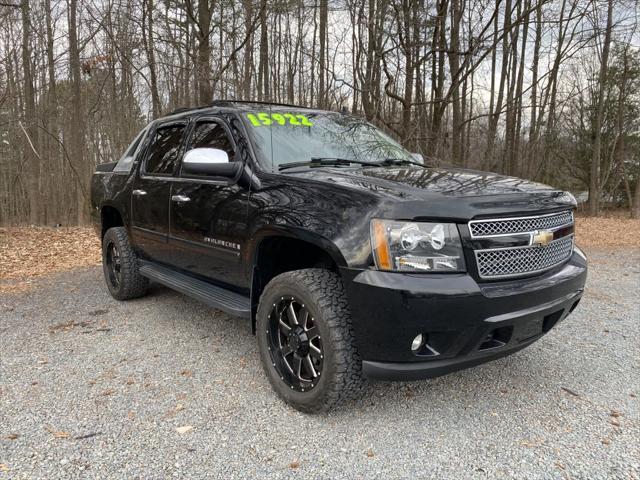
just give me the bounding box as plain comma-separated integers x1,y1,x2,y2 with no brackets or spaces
171,195,191,203
132,189,147,196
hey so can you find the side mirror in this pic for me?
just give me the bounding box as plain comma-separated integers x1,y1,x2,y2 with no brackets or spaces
182,148,242,178
411,152,425,164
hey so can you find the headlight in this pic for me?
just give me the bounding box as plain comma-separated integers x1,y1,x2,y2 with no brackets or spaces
370,219,465,272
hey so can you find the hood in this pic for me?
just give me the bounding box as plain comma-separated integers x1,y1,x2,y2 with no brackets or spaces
288,165,556,197
284,165,576,219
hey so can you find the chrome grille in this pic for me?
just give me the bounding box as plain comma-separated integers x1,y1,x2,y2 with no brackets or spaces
469,210,575,279
469,211,574,237
475,235,574,279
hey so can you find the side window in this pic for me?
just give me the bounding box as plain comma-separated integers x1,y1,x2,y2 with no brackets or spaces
114,128,147,172
189,121,235,161
145,124,186,175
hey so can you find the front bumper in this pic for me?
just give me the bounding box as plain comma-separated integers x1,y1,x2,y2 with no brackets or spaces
341,251,587,381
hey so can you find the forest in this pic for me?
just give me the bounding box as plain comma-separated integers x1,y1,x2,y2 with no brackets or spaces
0,0,638,225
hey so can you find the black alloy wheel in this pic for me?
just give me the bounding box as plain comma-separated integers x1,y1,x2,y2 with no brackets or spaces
105,241,122,289
266,296,324,392
256,269,364,413
101,226,149,300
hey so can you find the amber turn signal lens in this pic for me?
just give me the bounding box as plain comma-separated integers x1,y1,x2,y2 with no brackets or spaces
371,219,392,270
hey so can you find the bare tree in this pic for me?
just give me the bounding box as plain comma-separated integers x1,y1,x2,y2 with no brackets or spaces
1,0,637,225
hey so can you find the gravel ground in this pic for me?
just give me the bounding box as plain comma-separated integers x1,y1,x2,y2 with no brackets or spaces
1,248,639,479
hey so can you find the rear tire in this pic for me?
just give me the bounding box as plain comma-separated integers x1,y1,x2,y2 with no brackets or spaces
102,227,149,300
256,269,364,413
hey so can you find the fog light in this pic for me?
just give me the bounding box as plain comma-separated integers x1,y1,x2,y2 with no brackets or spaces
411,334,425,352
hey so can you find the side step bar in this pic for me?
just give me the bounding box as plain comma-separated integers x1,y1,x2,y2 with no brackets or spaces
139,262,251,318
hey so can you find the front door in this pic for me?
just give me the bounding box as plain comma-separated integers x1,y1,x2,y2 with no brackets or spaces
131,121,187,261
168,118,250,289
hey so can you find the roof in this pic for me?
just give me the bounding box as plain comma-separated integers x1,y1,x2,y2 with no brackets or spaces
167,100,316,117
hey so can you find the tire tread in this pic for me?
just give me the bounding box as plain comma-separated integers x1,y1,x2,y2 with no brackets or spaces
258,268,365,412
103,227,149,300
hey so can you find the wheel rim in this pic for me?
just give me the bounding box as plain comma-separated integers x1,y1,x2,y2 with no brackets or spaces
105,241,122,289
266,296,323,392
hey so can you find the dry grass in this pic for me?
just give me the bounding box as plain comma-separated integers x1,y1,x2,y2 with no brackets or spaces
1,217,638,293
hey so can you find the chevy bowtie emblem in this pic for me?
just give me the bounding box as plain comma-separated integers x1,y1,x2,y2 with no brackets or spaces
531,230,554,247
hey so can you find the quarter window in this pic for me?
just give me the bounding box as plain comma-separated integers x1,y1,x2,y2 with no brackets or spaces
114,127,147,173
145,124,186,175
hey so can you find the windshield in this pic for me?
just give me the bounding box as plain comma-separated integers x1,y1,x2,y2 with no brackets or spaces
241,109,414,169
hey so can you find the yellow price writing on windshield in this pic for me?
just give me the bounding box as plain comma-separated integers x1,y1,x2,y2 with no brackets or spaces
246,112,313,127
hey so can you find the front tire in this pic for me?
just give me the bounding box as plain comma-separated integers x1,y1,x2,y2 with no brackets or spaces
102,227,149,300
256,269,364,413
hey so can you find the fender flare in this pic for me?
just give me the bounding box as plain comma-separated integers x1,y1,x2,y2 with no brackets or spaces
247,225,348,269
247,226,348,333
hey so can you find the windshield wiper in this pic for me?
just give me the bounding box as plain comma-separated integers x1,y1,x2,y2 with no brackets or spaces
278,157,378,171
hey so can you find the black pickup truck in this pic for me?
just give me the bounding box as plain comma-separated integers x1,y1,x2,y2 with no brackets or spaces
91,100,587,412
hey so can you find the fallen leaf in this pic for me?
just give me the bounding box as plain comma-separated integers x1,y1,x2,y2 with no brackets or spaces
601,438,611,445
573,217,640,248
610,410,622,418
520,438,545,448
101,389,115,396
2,433,18,440
0,227,101,292
180,370,193,378
176,425,193,434
365,449,375,458
45,427,70,439
175,404,184,412
49,320,91,333
125,378,135,386
289,461,300,469
0,464,8,472
610,418,620,427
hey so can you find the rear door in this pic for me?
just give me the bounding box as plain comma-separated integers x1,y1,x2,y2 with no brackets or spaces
167,117,250,288
131,121,187,261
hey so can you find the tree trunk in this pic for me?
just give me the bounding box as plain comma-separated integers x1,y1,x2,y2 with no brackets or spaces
68,0,86,224
484,0,511,169
589,0,613,216
448,0,462,164
318,0,328,108
196,0,213,103
143,0,161,117
429,0,449,156
21,0,40,225
257,0,269,101
242,0,254,99
527,1,542,178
